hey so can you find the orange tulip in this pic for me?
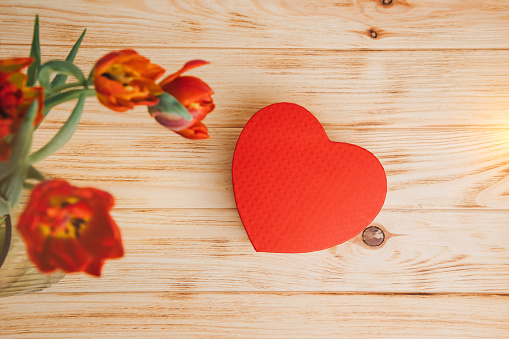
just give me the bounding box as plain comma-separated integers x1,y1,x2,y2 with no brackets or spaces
93,49,165,112
17,180,124,277
0,57,44,161
151,60,214,139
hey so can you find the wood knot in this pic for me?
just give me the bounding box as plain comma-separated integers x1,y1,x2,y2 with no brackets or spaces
362,225,385,247
369,29,378,39
381,0,393,5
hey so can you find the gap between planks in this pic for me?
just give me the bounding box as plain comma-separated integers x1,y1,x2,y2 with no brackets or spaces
3,43,509,52
36,291,509,296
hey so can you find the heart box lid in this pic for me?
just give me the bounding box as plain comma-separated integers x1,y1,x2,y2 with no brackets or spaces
232,103,387,253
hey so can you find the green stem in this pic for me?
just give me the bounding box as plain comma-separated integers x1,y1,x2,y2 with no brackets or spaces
23,182,34,190
42,88,95,117
50,81,84,94
31,93,87,164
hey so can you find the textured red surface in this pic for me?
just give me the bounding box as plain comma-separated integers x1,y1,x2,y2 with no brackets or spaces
232,103,387,253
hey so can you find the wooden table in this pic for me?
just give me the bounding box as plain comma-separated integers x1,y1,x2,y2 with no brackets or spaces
1,1,509,337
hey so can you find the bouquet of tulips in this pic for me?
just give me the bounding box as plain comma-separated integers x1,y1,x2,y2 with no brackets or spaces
0,16,214,276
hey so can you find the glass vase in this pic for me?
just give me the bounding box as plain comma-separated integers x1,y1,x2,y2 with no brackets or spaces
0,215,64,297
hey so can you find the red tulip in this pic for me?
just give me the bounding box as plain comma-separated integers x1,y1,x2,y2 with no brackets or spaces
93,49,165,112
0,57,44,161
151,60,214,139
17,180,124,277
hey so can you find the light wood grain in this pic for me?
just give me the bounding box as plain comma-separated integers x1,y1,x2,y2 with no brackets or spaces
2,46,509,128
1,0,509,50
20,208,503,294
29,126,509,209
2,1,509,337
1,292,508,338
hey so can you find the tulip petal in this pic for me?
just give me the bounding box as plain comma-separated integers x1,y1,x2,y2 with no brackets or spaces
0,57,44,163
0,57,33,73
85,259,104,277
96,93,129,112
140,63,165,81
29,236,56,273
93,50,164,112
7,72,26,89
94,76,129,96
176,121,210,139
16,180,124,277
93,49,138,76
47,237,89,273
161,76,214,109
20,86,44,126
159,60,210,87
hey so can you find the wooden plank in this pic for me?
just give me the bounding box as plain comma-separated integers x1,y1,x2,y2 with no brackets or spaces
1,2,507,336
1,292,508,338
7,208,499,293
1,1,509,50
29,126,509,210
2,46,509,128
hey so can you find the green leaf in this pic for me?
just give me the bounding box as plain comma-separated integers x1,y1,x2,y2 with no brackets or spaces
149,92,192,121
0,101,39,181
51,29,87,89
30,94,86,164
86,67,95,88
27,15,41,87
27,165,45,181
0,102,38,209
42,88,95,117
38,60,86,94
0,213,10,262
0,195,9,217
0,160,29,209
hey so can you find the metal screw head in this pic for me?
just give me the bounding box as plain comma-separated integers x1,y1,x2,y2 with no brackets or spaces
369,29,378,39
381,0,393,5
362,225,385,247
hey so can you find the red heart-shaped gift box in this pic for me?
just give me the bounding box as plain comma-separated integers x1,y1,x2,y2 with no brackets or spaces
232,103,387,253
